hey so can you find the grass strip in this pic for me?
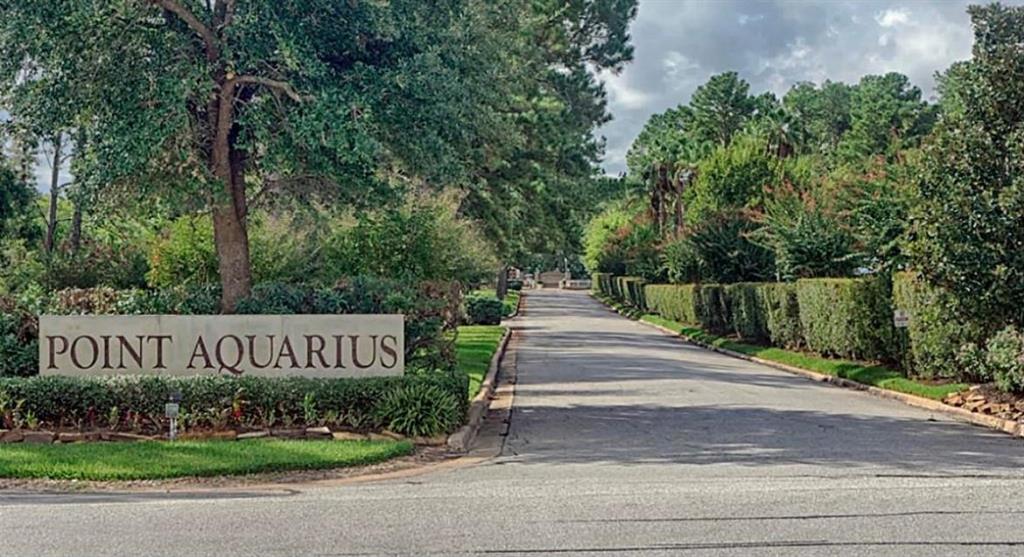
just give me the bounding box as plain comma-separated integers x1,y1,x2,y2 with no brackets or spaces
640,313,967,401
456,324,506,398
0,439,413,481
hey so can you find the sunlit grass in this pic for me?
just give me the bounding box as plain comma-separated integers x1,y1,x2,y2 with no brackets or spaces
0,439,413,481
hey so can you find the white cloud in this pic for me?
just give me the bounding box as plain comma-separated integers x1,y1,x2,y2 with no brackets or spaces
602,74,653,111
876,8,911,27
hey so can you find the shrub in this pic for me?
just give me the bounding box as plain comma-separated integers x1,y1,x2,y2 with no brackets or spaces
592,273,614,297
891,272,988,379
796,277,895,361
725,283,768,342
687,212,774,284
464,295,503,325
0,296,36,377
374,382,463,437
695,284,731,335
984,326,1024,394
644,284,699,324
0,373,468,437
760,283,803,349
616,276,646,310
506,279,523,291
661,236,700,284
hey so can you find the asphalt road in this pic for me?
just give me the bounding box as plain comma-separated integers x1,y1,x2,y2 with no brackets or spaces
4,289,1024,556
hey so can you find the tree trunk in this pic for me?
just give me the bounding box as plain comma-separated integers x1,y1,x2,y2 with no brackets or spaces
496,264,508,300
210,85,253,313
43,133,62,253
69,201,82,252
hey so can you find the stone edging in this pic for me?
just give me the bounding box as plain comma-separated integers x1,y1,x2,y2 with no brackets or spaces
592,293,1024,439
447,326,513,451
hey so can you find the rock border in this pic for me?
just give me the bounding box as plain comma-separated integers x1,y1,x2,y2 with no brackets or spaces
592,293,1024,439
447,325,513,452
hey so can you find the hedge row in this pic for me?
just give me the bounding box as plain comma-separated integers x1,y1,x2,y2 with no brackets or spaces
611,276,897,362
609,273,997,380
0,372,469,438
0,277,462,377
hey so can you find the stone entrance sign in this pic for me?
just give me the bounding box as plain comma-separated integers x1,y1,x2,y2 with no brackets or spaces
39,315,403,378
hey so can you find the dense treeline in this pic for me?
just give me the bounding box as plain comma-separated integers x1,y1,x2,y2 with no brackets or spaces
585,3,1024,391
0,0,636,310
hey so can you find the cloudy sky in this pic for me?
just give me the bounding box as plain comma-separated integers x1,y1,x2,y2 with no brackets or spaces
597,0,1022,175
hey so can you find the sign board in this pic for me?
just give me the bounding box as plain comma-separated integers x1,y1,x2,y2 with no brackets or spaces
39,315,403,378
893,309,911,328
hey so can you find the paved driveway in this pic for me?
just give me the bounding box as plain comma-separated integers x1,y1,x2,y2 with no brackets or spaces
3,289,1024,556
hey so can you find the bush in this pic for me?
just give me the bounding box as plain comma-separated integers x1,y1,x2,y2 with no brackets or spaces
695,284,731,335
725,283,768,342
984,326,1024,394
0,373,469,437
687,212,774,284
592,273,614,297
464,295,503,325
506,279,524,291
796,277,895,361
644,284,699,324
0,296,37,377
616,276,646,310
891,272,987,380
761,283,803,349
661,236,700,284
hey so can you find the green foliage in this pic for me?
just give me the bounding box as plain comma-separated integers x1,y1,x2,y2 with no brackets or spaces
795,277,895,361
616,276,647,310
983,326,1024,394
907,3,1024,328
687,72,756,147
783,80,853,155
321,195,497,286
464,295,503,326
0,167,37,241
592,272,614,297
687,212,774,283
838,73,935,161
685,134,778,224
753,186,858,280
374,383,464,437
892,272,988,380
695,284,731,335
643,284,699,324
725,283,768,342
660,236,701,284
760,282,804,349
0,373,468,437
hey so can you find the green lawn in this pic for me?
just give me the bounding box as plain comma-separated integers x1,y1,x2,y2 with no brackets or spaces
641,314,967,401
456,324,506,397
0,439,413,481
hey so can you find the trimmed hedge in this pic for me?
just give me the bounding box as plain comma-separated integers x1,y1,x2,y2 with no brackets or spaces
795,277,896,361
725,283,769,342
616,276,646,310
0,372,468,437
892,272,986,379
593,273,614,297
761,282,803,349
695,284,731,335
644,284,700,324
465,295,503,325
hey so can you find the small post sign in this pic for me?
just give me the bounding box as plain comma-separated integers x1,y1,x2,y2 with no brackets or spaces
893,309,911,328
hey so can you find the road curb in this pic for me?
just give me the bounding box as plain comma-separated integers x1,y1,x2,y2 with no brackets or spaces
447,325,513,452
592,293,1024,439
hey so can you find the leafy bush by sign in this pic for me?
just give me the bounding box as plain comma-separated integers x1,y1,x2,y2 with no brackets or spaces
0,373,468,437
464,295,503,325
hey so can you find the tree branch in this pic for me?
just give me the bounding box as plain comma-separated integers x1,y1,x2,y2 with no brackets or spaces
151,0,219,61
233,75,308,103
223,0,236,28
